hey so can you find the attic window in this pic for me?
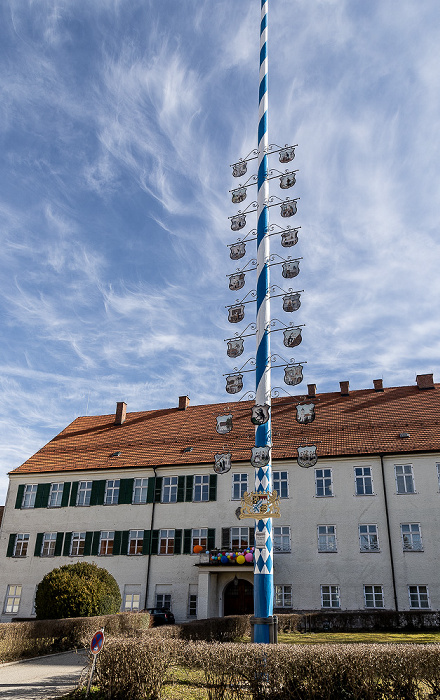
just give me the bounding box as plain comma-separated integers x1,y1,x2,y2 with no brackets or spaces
110,451,122,457
399,433,410,439
182,447,193,453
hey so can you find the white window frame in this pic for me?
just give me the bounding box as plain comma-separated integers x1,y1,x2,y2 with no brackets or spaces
230,526,250,549
49,483,64,508
359,524,380,552
364,585,384,608
273,471,289,498
408,585,430,609
188,594,197,617
321,584,340,609
76,481,92,506
354,467,374,495
191,528,208,553
104,479,120,505
317,525,337,552
4,585,22,614
156,593,171,610
128,530,144,555
162,476,178,503
14,534,30,557
273,526,291,552
70,532,86,556
99,531,115,555
124,593,141,611
41,532,57,557
275,584,292,608
22,484,37,508
159,529,175,555
232,473,248,500
193,475,209,502
395,464,415,494
315,469,333,497
133,478,149,504
401,523,423,551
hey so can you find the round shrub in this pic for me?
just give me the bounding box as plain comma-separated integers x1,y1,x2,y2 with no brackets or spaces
35,562,122,620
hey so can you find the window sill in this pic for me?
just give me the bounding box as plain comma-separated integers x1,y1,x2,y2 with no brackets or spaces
360,550,381,553
354,493,376,497
318,550,338,554
403,549,424,553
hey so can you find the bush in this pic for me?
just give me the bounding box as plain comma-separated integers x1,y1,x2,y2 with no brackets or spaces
35,562,122,619
179,615,251,642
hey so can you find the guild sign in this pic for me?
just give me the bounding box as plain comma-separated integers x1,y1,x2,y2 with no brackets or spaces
296,402,316,425
226,373,243,394
231,214,246,231
280,173,296,189
279,146,295,163
227,338,244,358
280,200,297,218
283,293,301,313
230,242,246,260
297,445,318,468
232,161,247,178
283,327,302,348
214,452,232,474
231,187,247,204
239,490,281,519
282,261,300,279
281,229,298,247
228,304,245,323
251,403,270,426
215,414,233,434
229,273,245,291
284,364,303,386
250,445,271,468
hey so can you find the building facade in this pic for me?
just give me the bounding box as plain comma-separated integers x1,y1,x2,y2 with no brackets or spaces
1,376,440,622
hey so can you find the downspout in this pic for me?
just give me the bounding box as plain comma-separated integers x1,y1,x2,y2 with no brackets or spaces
380,454,398,611
144,466,157,610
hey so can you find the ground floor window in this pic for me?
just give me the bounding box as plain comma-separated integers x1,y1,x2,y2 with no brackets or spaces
408,585,430,609
4,585,22,614
275,584,292,608
321,585,340,608
364,585,384,608
124,593,141,611
188,594,197,617
156,593,172,610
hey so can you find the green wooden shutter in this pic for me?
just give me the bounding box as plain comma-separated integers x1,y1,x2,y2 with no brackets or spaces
63,532,72,556
118,479,134,505
121,531,130,555
113,531,122,555
146,478,155,503
91,531,100,556
177,476,185,502
209,474,217,501
174,529,182,554
69,482,79,506
15,485,25,509
185,475,194,502
34,533,44,557
54,532,64,556
61,482,71,508
142,530,151,555
183,529,192,554
151,530,159,555
83,532,93,556
34,483,50,509
222,528,230,549
249,527,255,547
154,477,163,503
208,528,216,550
90,480,106,506
7,534,16,557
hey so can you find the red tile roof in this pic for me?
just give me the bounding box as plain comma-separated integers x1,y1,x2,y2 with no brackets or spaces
10,383,440,475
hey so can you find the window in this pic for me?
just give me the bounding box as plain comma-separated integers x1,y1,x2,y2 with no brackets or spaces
41,532,57,557
128,530,144,555
273,471,289,498
124,593,140,611
232,473,248,500
49,483,64,508
275,585,292,608
22,484,37,508
409,585,430,609
395,464,415,493
359,524,379,552
99,531,115,555
401,523,423,551
133,478,149,504
315,469,333,497
4,585,22,614
159,529,175,555
156,593,171,610
104,479,120,505
364,585,384,608
230,527,250,549
162,477,178,503
13,534,29,557
321,585,340,608
192,528,208,553
317,525,337,552
188,594,197,617
354,467,373,495
193,475,209,502
273,526,291,552
76,481,92,506
70,532,86,556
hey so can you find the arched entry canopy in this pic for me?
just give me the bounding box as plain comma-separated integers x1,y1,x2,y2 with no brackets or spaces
224,577,254,616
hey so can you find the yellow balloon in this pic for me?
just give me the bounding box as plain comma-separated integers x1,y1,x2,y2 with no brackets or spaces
236,555,245,564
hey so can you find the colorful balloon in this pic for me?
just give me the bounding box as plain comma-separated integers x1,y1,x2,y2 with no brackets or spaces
236,555,245,564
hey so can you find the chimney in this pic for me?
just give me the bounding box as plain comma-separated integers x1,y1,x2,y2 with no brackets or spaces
307,383,316,398
373,379,384,392
339,381,349,396
416,373,435,390
179,395,190,410
115,402,127,425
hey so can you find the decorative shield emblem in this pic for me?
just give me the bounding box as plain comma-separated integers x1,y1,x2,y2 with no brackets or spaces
284,364,303,386
232,161,247,177
214,452,232,474
296,402,316,425
226,373,243,394
230,242,246,260
297,445,318,468
228,304,245,323
215,414,233,434
231,187,247,204
279,146,295,163
250,445,271,467
282,261,300,279
231,214,246,231
227,338,244,358
281,229,298,247
280,173,296,189
280,201,297,218
251,404,270,426
283,293,301,312
283,327,302,348
229,273,245,291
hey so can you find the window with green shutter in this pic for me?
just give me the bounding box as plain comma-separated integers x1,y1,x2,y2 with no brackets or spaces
63,532,72,556
7,534,17,557
15,485,25,509
208,528,216,550
61,483,71,508
177,476,185,502
90,480,106,506
151,530,159,555
209,474,217,501
154,477,163,503
69,482,79,506
183,529,192,554
83,532,93,556
91,531,100,556
113,531,122,555
142,530,152,555
118,479,134,505
34,483,50,509
54,532,64,556
34,533,44,556
174,529,182,554
121,530,130,555
185,476,194,502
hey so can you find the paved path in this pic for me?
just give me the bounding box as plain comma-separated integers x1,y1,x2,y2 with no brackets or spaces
0,650,89,700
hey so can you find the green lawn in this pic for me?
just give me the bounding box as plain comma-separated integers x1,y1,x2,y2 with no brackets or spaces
277,631,440,644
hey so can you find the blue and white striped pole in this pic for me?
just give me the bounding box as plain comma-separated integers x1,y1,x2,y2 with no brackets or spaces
253,0,273,644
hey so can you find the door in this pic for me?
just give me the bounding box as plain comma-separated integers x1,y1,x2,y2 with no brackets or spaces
224,578,254,616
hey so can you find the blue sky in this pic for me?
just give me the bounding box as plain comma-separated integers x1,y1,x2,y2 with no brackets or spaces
1,0,440,503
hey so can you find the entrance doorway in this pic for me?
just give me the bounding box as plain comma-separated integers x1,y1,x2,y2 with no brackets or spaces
224,578,254,616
